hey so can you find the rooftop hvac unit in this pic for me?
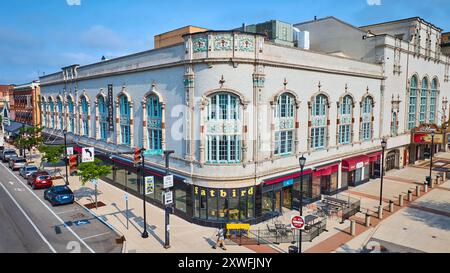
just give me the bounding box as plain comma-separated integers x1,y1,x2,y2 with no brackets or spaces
293,27,310,50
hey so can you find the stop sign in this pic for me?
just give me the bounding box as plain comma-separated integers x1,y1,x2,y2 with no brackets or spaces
291,216,305,230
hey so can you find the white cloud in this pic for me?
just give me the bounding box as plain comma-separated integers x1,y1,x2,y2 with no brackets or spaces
367,0,382,5
66,0,81,6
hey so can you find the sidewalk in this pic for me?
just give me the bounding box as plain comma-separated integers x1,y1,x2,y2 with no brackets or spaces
25,150,253,253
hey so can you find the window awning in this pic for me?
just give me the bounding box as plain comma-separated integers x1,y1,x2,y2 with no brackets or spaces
368,151,382,162
313,163,339,177
342,155,370,172
265,169,313,186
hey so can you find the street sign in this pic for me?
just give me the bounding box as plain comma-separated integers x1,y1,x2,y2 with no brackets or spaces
145,176,154,195
164,191,173,205
143,149,164,156
291,216,306,230
82,147,95,163
124,193,129,201
163,175,174,189
67,147,74,156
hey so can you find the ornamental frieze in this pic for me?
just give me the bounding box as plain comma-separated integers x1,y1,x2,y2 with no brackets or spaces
192,37,208,53
214,35,233,51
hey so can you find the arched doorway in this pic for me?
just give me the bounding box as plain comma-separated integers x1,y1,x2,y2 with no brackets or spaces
386,150,399,171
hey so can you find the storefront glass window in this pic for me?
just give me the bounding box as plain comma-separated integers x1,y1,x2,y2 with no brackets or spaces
208,192,218,221
200,193,207,219
228,189,239,221
247,193,254,219
154,176,164,204
218,196,227,221
239,189,247,220
175,185,187,213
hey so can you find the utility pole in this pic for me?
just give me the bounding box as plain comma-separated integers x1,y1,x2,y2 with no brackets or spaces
164,150,175,249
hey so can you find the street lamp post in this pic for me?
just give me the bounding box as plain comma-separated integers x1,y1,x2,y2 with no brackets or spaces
141,148,149,239
298,155,306,254
164,150,175,249
63,129,69,186
429,131,435,187
379,139,387,206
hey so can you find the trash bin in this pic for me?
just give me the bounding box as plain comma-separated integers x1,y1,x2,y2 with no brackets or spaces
288,245,299,253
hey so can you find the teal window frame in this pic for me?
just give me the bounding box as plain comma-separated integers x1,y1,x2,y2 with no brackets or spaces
147,95,163,151
311,95,327,149
429,79,437,124
205,92,241,164
408,76,418,130
419,78,428,124
98,96,108,140
119,95,131,145
81,96,89,137
362,96,373,141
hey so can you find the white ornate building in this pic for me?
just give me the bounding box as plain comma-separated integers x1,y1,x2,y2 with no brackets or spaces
39,17,450,226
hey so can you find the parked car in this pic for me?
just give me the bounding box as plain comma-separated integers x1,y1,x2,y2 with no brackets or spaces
9,156,27,170
1,149,17,162
44,185,74,206
19,165,39,178
27,171,53,190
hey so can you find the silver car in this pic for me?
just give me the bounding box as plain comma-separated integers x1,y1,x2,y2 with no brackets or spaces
9,157,27,171
1,149,17,163
19,165,39,178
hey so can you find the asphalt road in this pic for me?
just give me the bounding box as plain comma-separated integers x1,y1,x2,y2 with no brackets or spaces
0,155,123,253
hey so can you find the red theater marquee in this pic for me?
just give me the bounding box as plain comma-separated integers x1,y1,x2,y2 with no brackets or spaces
411,124,444,144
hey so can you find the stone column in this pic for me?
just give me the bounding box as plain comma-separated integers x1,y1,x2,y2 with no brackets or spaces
184,68,195,161
199,98,207,165
129,101,134,147
242,102,249,165
115,98,120,145
141,101,148,150
269,102,276,159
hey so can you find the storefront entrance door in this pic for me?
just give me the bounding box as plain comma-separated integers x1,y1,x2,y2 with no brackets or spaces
282,187,292,209
274,190,282,213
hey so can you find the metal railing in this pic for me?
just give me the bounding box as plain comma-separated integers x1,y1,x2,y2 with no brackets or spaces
224,220,327,246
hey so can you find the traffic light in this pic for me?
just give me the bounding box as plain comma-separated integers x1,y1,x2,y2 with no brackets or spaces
134,148,142,166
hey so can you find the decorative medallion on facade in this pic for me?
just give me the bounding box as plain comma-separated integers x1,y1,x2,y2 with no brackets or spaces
237,36,255,52
147,119,162,129
206,120,241,134
275,118,295,131
214,35,233,51
311,116,326,127
193,37,208,53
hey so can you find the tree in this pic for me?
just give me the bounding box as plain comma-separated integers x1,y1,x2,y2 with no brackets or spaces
14,126,44,156
38,144,64,170
77,158,112,186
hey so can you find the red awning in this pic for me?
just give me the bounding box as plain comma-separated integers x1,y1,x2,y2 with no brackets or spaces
265,169,313,185
313,163,340,177
342,155,370,172
368,152,382,162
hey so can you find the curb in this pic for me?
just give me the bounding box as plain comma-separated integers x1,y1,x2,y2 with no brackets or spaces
74,199,127,253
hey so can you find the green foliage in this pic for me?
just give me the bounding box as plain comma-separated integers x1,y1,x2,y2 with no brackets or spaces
77,158,112,186
14,126,44,151
39,144,64,168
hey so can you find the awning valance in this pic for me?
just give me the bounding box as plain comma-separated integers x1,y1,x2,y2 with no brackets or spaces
265,169,313,186
342,155,370,172
313,163,339,177
368,151,382,162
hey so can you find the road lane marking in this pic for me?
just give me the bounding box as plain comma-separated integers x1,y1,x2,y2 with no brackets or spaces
0,182,57,253
81,232,111,240
0,162,95,253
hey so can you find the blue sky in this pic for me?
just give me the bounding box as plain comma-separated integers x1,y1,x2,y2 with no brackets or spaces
1,0,449,84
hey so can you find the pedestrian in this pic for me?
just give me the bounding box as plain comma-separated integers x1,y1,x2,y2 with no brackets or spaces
212,226,227,250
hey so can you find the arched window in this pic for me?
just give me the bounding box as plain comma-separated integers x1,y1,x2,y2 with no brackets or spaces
408,76,418,130
311,94,327,149
361,96,373,141
146,95,162,151
49,98,55,128
339,95,353,145
57,96,64,130
430,78,438,124
81,95,89,137
67,96,75,133
206,92,241,163
119,94,131,145
98,95,108,140
419,77,428,124
274,93,295,155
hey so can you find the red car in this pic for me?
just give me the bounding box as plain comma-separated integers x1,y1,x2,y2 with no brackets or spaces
27,171,53,190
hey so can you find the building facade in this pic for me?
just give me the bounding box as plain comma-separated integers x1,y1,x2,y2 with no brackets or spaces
0,84,14,126
10,81,41,126
39,16,450,227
